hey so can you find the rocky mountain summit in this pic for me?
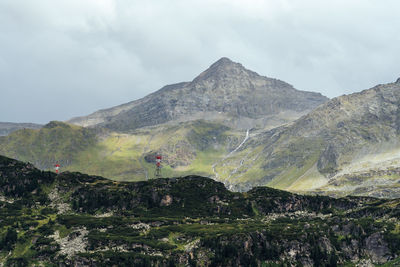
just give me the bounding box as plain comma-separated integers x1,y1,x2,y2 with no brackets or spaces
68,57,328,131
0,155,399,266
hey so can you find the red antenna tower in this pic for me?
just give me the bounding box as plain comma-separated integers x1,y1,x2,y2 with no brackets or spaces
54,163,60,174
155,155,162,178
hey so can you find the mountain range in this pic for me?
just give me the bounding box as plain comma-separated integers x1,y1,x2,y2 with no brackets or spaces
1,58,400,198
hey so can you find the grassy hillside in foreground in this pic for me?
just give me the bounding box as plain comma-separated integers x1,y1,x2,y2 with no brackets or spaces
0,155,400,266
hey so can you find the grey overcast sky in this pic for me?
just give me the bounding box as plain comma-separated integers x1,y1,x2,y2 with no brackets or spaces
1,0,400,124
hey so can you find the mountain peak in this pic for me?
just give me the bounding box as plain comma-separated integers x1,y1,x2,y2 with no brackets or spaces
210,57,235,66
192,57,254,83
208,57,244,71
396,77,400,84
44,121,71,129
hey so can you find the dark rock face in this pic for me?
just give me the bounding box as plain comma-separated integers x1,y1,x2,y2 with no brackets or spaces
143,139,197,168
43,121,71,129
68,58,328,131
365,232,391,264
0,156,55,199
317,144,339,175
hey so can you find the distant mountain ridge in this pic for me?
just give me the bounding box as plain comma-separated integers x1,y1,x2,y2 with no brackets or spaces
0,121,98,170
68,57,328,131
0,122,42,136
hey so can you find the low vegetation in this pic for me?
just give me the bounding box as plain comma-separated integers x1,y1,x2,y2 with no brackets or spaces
0,155,399,266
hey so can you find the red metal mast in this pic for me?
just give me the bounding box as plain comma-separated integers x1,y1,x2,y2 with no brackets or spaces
155,155,162,178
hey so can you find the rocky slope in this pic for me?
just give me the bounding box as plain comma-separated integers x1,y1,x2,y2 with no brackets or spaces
217,79,400,197
0,122,42,136
1,155,400,266
68,57,328,131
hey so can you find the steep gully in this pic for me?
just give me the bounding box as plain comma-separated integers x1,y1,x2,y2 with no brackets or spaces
212,129,250,179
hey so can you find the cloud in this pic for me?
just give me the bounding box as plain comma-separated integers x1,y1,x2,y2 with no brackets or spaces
1,0,400,123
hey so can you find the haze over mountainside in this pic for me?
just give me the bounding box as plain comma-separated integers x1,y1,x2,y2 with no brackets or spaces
0,122,42,136
68,57,328,131
1,155,400,266
219,78,400,197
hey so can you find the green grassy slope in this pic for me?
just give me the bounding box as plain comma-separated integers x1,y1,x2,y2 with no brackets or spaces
0,120,242,182
67,120,239,181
